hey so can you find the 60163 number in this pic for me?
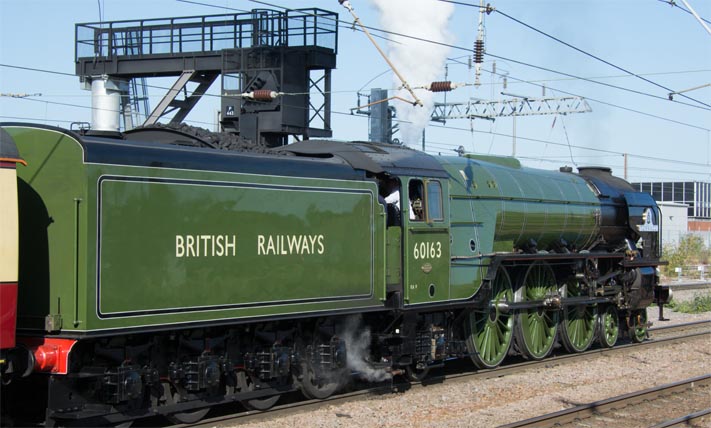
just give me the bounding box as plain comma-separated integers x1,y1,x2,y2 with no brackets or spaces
413,241,442,260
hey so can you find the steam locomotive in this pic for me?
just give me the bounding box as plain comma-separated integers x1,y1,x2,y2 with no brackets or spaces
1,122,666,426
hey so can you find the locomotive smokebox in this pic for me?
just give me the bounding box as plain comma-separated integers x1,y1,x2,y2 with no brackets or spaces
577,166,660,258
577,166,633,248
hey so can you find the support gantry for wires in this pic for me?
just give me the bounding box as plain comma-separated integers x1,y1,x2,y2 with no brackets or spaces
430,95,592,122
75,8,338,146
356,89,592,147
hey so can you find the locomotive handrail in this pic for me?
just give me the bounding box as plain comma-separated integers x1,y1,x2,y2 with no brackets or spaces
622,259,669,267
487,252,631,259
452,194,600,206
407,227,449,234
450,255,483,260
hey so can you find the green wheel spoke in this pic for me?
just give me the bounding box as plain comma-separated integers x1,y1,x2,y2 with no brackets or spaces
485,330,495,360
495,320,508,342
598,306,619,348
515,262,559,360
630,310,648,343
561,280,596,353
466,267,514,369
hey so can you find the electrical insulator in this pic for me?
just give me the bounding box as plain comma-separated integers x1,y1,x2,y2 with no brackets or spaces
426,81,463,92
428,81,453,92
243,90,279,101
474,39,484,64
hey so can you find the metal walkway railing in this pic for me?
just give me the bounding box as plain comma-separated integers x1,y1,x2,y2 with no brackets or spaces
75,8,338,61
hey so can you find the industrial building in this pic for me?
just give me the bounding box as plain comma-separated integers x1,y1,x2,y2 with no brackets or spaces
633,181,711,247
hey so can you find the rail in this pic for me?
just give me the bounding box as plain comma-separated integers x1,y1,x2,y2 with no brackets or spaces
500,374,711,428
179,322,710,428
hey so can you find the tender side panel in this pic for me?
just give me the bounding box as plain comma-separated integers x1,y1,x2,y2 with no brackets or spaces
96,176,376,318
9,126,88,333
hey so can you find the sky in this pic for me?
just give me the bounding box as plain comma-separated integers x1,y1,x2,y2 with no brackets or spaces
1,0,710,183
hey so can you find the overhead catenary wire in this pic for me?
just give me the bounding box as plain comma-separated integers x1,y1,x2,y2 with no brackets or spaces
478,63,711,133
3,64,710,153
434,0,711,109
0,4,705,131
492,9,711,109
461,52,709,111
2,1,709,171
657,0,711,26
4,94,710,175
275,1,711,111
170,0,711,114
176,0,250,13
176,0,398,44
424,115,711,168
421,142,711,176
1,95,219,128
451,68,711,87
2,60,709,134
0,115,89,124
2,83,706,170
676,0,711,36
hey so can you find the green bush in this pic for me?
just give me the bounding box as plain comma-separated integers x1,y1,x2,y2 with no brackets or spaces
662,234,710,278
667,294,711,314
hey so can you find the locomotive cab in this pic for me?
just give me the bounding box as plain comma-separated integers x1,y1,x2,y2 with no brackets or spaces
401,177,450,306
280,140,453,308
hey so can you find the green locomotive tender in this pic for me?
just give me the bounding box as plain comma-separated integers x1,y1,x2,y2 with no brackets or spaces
1,123,664,426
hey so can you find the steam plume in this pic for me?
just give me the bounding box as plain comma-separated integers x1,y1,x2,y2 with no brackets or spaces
339,315,392,382
369,0,455,146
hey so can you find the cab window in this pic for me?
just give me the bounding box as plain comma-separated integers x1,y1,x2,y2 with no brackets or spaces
427,180,443,221
409,180,425,221
408,179,444,222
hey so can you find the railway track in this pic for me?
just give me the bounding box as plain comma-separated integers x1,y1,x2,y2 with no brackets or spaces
500,374,711,428
168,320,710,428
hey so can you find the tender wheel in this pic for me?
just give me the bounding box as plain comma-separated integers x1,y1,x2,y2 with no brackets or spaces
405,363,431,381
299,360,347,399
465,266,514,369
629,309,648,343
559,279,597,353
297,321,349,400
163,382,210,424
236,371,281,411
597,305,619,348
514,262,559,360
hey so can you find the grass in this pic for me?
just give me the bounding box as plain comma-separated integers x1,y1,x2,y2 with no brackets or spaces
667,294,711,314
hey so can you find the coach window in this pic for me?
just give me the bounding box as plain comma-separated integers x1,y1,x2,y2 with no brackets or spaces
427,180,444,222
